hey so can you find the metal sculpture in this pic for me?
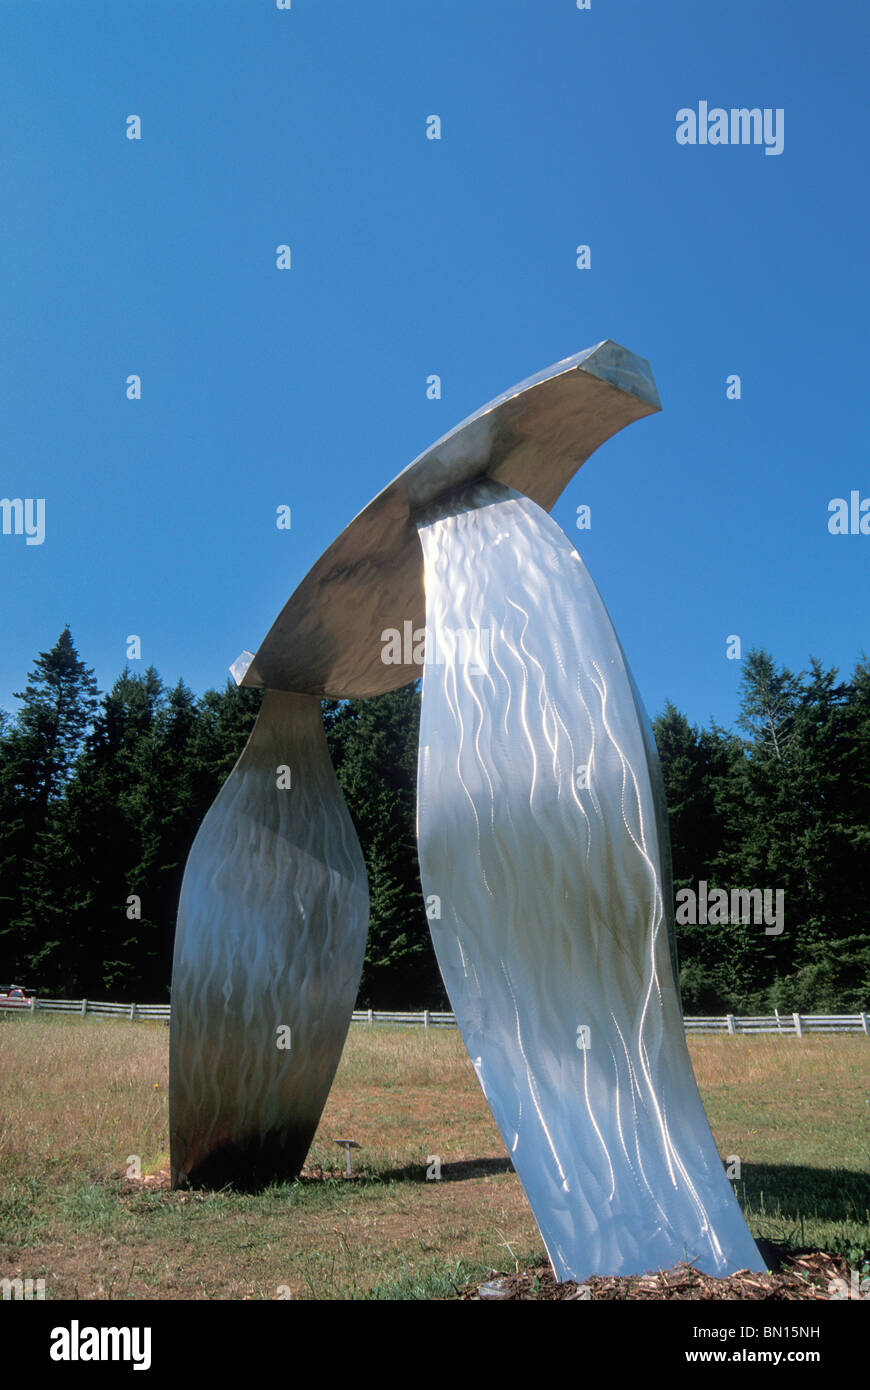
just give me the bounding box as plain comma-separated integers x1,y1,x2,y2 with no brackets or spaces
170,340,763,1280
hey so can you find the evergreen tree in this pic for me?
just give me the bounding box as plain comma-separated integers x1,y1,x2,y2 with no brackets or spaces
324,684,445,1007
653,705,745,1010
18,667,164,992
1,626,865,1012
655,650,870,1013
736,648,804,762
653,703,724,890
0,628,98,984
57,673,264,998
12,625,99,811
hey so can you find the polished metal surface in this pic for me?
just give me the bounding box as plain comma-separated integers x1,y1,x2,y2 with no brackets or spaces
238,341,660,698
169,339,762,1277
170,690,368,1188
415,479,761,1279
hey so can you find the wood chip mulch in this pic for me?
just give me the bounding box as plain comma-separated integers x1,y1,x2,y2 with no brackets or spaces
462,1251,857,1301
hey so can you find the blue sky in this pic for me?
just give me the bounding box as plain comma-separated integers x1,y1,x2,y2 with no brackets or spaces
2,0,868,733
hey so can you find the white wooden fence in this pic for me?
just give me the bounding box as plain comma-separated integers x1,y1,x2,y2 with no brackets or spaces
0,998,170,1022
2,998,868,1035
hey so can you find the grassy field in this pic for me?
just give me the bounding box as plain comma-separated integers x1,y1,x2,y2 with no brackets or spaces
0,1014,867,1299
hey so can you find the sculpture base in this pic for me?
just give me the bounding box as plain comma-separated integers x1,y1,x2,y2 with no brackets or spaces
171,1132,311,1192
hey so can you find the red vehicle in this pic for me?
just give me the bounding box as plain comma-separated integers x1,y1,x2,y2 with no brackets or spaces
0,986,32,1010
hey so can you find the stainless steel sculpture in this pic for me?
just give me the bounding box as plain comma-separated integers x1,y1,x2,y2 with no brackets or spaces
170,340,763,1278
170,691,368,1187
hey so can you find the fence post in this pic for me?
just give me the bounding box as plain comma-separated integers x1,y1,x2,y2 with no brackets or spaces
81,998,87,1018
423,1009,430,1029
367,1008,373,1026
861,1013,869,1037
129,1003,137,1021
792,1012,803,1038
726,1014,735,1036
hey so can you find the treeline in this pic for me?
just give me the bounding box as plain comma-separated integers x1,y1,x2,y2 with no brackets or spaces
653,650,870,1014
1,629,867,1012
0,627,438,1006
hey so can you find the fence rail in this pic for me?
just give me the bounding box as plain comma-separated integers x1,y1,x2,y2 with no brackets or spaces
2,998,868,1036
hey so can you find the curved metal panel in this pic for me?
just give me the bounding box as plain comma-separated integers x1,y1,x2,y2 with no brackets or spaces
170,690,368,1188
240,341,660,698
414,478,762,1279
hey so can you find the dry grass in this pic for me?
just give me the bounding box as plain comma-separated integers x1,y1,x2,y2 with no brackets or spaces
689,1031,866,1168
0,1016,867,1300
0,1012,169,1184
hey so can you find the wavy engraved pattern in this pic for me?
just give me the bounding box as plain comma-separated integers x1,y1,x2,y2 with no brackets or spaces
415,479,761,1279
170,691,368,1187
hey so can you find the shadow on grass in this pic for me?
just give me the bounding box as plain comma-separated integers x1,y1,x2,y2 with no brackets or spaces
376,1156,516,1183
736,1163,870,1225
171,1157,869,1239
173,1153,516,1194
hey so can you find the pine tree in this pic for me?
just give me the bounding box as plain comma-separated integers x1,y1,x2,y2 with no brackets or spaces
0,628,98,985
324,684,445,1007
12,626,99,811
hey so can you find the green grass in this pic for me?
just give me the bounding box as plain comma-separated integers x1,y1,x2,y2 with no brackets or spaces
690,1033,870,1260
0,1015,867,1298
